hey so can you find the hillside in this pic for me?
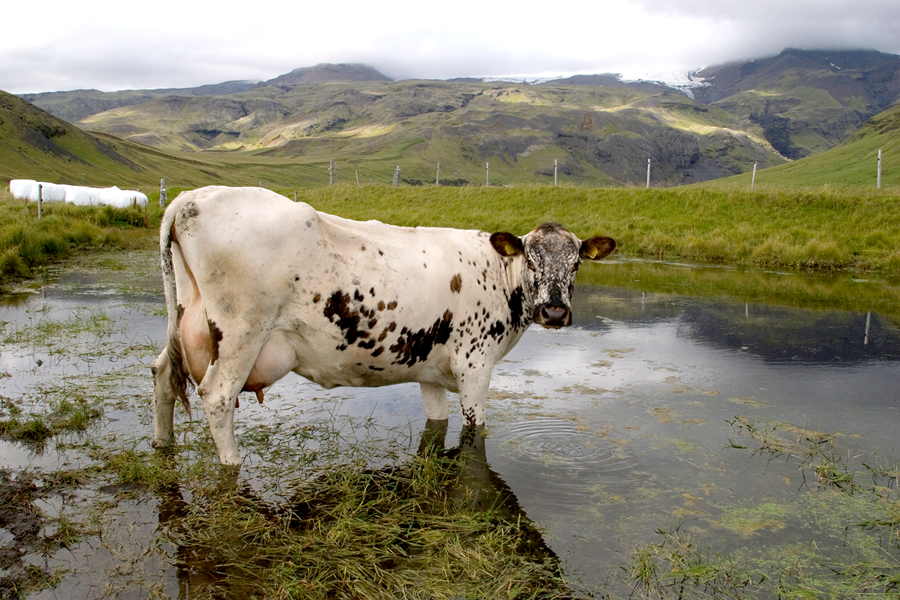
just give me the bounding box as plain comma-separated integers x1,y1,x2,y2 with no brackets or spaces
66,74,784,186
0,89,328,189
710,102,900,188
13,51,900,188
695,49,900,159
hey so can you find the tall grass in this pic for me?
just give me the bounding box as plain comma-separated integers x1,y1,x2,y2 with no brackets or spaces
285,183,900,273
3,183,899,286
0,190,161,285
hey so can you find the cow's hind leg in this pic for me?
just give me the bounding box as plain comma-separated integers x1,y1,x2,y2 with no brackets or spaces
151,349,177,447
420,383,449,421
197,329,269,465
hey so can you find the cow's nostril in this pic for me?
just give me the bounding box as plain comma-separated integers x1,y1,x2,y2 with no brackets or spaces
535,304,571,328
542,306,567,321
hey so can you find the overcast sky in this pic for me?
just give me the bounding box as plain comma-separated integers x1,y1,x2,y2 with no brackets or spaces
2,0,899,94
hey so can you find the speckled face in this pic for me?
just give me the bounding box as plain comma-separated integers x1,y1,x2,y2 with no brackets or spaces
522,224,583,328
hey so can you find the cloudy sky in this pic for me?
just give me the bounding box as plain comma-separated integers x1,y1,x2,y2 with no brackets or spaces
2,0,899,94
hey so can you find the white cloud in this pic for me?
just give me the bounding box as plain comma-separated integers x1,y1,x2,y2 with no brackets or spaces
0,0,898,93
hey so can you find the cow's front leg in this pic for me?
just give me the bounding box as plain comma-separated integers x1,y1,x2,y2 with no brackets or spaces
420,382,449,421
456,369,492,427
151,349,177,447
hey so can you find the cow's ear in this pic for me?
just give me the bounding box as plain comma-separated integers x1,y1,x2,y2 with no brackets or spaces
490,232,524,257
580,236,616,260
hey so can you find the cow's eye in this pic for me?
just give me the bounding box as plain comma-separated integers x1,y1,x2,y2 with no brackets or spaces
526,257,536,271
571,260,580,272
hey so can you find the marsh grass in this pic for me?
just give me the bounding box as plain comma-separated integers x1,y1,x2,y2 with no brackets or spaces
0,190,161,286
625,419,900,599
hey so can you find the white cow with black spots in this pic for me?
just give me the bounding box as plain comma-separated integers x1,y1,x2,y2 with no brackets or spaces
151,186,616,465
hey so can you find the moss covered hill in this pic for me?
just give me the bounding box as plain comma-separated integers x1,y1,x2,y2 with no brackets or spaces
694,49,900,160
46,72,782,187
713,102,900,188
0,90,331,189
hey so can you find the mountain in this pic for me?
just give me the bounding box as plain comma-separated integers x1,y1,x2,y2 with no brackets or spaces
13,52,900,187
20,80,258,124
260,63,391,87
712,102,900,187
693,49,900,159
0,89,327,189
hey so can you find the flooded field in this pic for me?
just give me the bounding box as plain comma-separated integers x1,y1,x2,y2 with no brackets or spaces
1,250,899,598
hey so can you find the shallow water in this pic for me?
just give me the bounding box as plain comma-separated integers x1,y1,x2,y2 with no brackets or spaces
1,252,899,597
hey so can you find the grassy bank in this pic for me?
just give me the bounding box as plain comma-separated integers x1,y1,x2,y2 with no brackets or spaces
0,189,163,287
3,184,900,288
287,184,900,273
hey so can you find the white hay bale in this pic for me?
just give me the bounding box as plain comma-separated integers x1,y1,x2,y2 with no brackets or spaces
65,186,101,206
36,182,67,202
10,179,39,201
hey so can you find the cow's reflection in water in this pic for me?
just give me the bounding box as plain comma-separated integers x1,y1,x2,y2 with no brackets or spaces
156,421,561,596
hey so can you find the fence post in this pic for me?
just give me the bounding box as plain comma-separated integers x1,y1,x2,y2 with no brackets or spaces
751,162,757,189
486,162,490,186
393,166,400,187
356,170,360,186
646,158,651,188
877,149,882,190
436,162,440,186
160,178,167,208
554,159,558,186
37,183,42,220
329,160,335,185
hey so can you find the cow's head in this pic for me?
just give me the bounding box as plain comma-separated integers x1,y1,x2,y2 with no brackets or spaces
490,223,615,329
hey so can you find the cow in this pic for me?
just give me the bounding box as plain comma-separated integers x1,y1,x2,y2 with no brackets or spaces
151,186,616,465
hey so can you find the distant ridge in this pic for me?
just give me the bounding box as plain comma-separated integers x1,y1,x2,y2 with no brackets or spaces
260,63,391,87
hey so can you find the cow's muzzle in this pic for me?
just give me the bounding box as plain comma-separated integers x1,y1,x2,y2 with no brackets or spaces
534,303,572,329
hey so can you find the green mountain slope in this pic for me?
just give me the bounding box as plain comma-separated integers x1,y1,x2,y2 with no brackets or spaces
72,76,785,186
709,103,900,188
696,49,900,160
0,90,327,189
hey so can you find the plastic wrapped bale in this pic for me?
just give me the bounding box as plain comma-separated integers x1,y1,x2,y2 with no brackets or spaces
116,189,149,208
65,186,101,206
36,182,67,202
9,179,39,201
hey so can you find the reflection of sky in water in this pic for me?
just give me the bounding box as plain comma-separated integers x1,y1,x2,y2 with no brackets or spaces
2,255,900,594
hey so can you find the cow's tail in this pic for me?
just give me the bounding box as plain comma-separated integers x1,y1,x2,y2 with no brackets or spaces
160,201,193,417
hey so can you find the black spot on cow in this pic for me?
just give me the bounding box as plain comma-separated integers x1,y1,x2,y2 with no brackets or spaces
450,274,462,293
354,289,365,302
294,275,300,282
387,301,398,310
390,310,454,367
487,320,505,339
323,291,369,345
369,366,384,371
369,287,376,297
508,286,525,329
372,347,384,357
358,339,376,350
377,301,386,311
313,293,321,304
207,319,224,365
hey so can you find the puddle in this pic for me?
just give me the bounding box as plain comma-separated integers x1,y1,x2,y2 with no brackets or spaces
0,251,898,597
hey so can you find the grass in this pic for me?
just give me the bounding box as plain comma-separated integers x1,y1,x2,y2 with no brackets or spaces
70,427,577,600
0,187,166,287
624,419,900,599
285,183,900,273
2,182,900,293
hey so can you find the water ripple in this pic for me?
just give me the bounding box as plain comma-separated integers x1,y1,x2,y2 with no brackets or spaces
489,417,642,510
